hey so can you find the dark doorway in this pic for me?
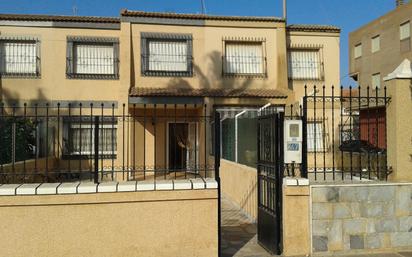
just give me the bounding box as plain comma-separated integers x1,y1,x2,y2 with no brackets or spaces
169,123,189,170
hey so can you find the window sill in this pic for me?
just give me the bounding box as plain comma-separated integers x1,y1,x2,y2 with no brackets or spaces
223,73,267,79
0,73,41,79
66,73,119,80
142,70,193,77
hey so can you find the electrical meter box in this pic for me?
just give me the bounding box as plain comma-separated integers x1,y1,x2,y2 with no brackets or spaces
284,120,302,164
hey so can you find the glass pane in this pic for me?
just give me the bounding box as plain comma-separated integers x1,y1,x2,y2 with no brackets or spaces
221,118,235,161
148,40,188,71
74,43,114,74
237,117,257,167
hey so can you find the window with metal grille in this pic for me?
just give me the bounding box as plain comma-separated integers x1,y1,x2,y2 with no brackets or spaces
0,39,40,77
63,117,117,158
141,33,193,77
288,50,322,80
223,42,265,76
66,36,119,79
307,121,327,152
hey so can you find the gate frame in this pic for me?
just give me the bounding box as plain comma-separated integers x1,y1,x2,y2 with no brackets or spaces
256,110,284,255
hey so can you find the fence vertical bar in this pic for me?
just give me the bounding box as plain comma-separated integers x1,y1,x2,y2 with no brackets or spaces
68,103,71,174
122,104,125,180
184,104,188,178
143,104,146,180
349,86,353,180
89,104,93,181
0,102,3,176
340,86,344,180
154,104,157,183
164,104,167,180
12,104,16,178
94,116,99,184
133,104,136,180
214,111,221,257
79,103,82,175
45,103,49,181
100,103,104,180
375,88,380,179
313,85,317,180
301,86,308,178
23,103,27,178
111,103,115,181
322,85,326,180
367,87,371,180
34,103,38,174
194,104,198,178
384,87,388,180
174,104,177,179
204,104,207,178
331,86,335,180
358,86,362,180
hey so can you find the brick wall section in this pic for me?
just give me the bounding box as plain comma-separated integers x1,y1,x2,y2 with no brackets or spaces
311,184,412,254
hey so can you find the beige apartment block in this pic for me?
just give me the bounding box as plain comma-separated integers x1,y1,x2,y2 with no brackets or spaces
349,1,412,89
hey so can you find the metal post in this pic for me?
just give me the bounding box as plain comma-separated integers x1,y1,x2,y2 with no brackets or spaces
94,116,99,184
301,87,308,178
214,111,221,257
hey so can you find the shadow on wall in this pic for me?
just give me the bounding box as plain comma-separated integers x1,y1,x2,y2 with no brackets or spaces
167,51,259,92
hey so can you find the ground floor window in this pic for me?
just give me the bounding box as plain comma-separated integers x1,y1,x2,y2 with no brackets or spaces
307,121,327,152
63,117,117,158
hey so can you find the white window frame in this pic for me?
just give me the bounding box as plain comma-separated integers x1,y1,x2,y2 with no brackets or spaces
223,41,266,76
0,38,40,77
400,21,410,40
371,35,380,53
288,49,323,80
372,73,381,89
66,36,119,79
307,121,328,152
354,43,362,59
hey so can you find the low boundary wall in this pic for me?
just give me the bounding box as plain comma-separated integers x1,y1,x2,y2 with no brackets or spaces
0,180,218,257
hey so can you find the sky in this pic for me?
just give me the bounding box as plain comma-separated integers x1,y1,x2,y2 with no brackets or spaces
0,0,398,86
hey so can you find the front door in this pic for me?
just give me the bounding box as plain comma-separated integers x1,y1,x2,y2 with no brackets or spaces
168,123,198,170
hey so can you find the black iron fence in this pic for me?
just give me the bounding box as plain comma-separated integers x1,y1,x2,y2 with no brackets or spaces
285,85,391,181
0,102,218,184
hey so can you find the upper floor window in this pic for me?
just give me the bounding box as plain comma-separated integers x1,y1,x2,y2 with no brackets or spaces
141,33,193,77
354,43,362,59
223,41,265,76
66,36,119,79
288,49,322,80
400,21,411,52
0,38,40,77
372,73,381,89
371,35,380,53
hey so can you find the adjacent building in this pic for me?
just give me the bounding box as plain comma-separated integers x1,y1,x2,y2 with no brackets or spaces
349,0,412,89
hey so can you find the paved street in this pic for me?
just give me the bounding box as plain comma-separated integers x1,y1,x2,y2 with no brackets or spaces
221,196,412,257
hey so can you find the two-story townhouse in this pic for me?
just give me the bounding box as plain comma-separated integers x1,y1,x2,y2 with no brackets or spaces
0,10,340,183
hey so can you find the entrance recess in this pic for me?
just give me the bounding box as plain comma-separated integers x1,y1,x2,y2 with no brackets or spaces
257,111,284,255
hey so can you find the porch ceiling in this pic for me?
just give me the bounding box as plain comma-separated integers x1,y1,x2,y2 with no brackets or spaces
129,87,287,99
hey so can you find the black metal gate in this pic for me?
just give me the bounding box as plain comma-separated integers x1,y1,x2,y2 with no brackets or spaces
257,111,284,255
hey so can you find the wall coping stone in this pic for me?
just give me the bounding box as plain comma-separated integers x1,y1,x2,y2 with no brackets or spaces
284,177,309,186
311,182,412,188
0,178,217,196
